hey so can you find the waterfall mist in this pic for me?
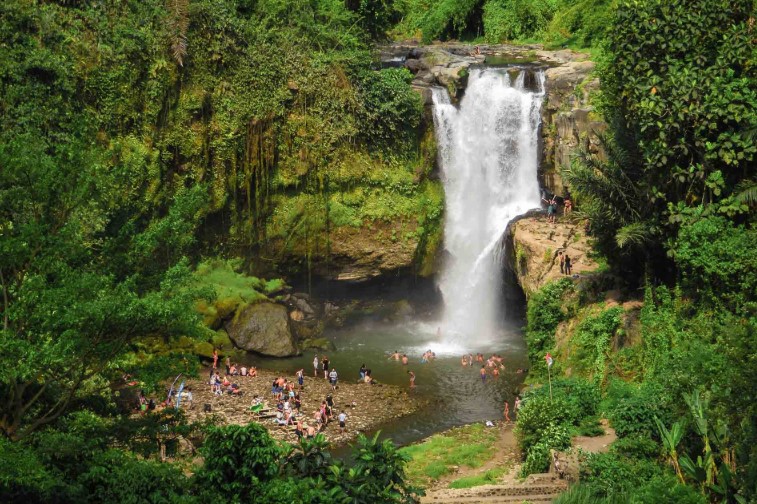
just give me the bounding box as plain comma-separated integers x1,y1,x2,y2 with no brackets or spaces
432,68,544,345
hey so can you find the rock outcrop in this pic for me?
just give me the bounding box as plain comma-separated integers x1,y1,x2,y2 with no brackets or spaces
226,302,299,357
384,43,606,197
505,214,597,297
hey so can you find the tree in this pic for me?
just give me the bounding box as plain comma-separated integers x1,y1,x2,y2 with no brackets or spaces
570,0,757,281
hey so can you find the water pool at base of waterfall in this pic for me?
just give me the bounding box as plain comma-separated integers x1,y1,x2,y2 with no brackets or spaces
241,319,530,447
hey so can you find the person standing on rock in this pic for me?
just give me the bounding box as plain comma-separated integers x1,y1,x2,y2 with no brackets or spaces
504,401,511,422
313,354,319,377
559,251,565,274
322,355,330,379
212,348,219,369
564,254,572,276
329,368,338,390
296,368,304,389
338,410,348,433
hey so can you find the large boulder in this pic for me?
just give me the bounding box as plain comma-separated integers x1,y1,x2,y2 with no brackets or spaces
225,302,299,357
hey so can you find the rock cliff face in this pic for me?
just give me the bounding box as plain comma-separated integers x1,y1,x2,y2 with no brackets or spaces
504,214,597,297
384,43,606,197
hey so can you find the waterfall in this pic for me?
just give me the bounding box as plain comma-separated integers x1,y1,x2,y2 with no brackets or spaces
432,68,544,344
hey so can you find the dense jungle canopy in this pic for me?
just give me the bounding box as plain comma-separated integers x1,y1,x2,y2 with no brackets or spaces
1,0,756,502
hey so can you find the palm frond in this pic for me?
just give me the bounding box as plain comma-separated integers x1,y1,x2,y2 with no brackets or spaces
615,221,653,249
734,179,757,206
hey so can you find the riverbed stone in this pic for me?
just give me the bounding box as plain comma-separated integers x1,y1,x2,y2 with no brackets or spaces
226,302,299,357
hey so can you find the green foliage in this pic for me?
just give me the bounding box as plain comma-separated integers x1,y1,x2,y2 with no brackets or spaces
673,216,757,315
394,0,615,48
483,0,560,43
571,307,623,384
400,423,498,487
448,467,507,489
357,68,423,148
606,382,671,440
611,436,660,460
581,452,664,498
570,0,757,282
77,450,190,504
524,278,574,368
520,423,571,476
194,423,284,500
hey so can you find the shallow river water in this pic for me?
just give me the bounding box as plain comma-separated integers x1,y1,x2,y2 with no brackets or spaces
242,319,530,448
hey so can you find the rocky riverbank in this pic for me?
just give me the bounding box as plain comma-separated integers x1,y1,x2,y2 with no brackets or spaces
183,368,426,446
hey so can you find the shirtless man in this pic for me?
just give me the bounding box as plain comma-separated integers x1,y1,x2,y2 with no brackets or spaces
390,350,401,361
461,355,468,366
480,366,487,383
401,354,408,365
504,401,511,422
408,370,416,390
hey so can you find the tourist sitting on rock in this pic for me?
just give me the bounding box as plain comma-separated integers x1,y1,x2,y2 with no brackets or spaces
240,366,248,377
229,363,238,376
359,364,366,380
250,395,264,414
226,382,242,395
249,366,257,378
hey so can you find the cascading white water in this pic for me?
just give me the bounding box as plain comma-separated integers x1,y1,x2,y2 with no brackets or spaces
432,68,544,344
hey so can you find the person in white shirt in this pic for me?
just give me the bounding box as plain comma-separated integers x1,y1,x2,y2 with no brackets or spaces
338,410,347,433
313,355,319,377
329,368,338,390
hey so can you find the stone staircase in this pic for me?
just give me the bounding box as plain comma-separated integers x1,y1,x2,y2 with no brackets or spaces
421,473,568,504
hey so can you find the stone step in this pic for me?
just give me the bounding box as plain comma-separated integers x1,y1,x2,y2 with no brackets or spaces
436,485,566,498
424,492,561,503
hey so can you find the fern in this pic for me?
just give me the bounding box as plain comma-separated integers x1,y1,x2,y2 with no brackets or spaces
167,0,189,67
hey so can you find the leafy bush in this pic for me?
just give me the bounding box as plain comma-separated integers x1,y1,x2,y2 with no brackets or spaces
520,423,571,476
525,278,574,369
523,377,601,426
673,216,757,315
515,394,573,453
580,452,663,498
357,68,423,149
610,436,660,460
572,307,624,384
607,383,671,440
77,450,191,504
193,423,284,501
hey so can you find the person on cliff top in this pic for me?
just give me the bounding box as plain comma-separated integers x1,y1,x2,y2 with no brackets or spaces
408,370,416,390
313,354,319,377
